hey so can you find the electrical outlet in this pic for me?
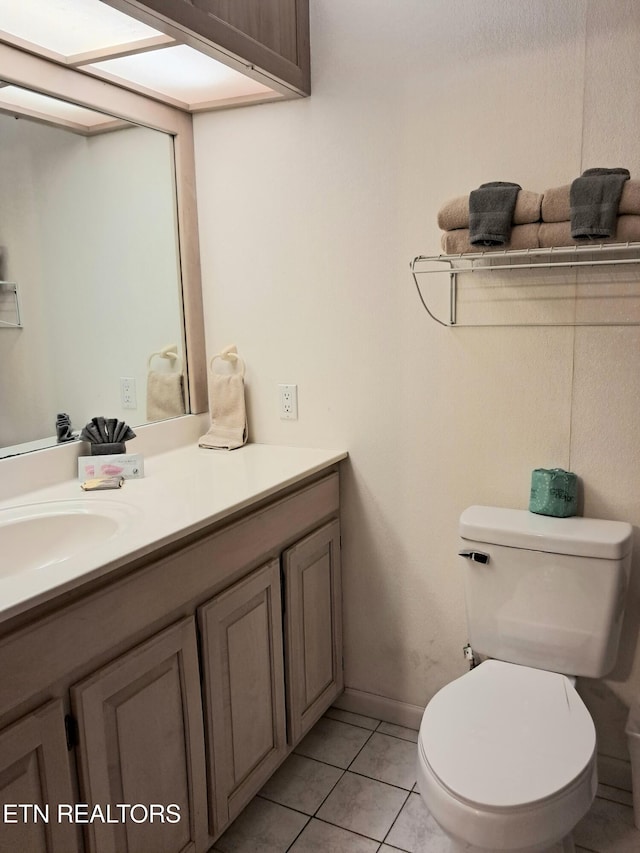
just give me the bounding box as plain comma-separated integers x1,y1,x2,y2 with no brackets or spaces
278,384,298,420
120,376,137,409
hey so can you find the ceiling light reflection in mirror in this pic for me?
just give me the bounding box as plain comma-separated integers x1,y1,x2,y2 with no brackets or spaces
0,86,127,134
0,0,280,110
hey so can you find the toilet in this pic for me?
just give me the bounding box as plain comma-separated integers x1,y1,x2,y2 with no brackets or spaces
417,505,633,853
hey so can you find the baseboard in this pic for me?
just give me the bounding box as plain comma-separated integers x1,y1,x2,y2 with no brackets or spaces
332,687,425,730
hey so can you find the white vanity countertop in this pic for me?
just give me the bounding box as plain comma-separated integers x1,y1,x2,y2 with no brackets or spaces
0,443,347,624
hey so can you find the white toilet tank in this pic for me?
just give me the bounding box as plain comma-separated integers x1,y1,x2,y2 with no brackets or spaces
459,506,633,678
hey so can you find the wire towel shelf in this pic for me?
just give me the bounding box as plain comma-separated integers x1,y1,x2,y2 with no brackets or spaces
0,281,21,328
411,242,640,327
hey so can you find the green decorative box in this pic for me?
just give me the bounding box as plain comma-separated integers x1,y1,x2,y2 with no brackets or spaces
529,468,577,517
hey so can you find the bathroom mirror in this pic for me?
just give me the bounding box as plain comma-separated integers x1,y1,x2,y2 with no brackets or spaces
0,44,206,459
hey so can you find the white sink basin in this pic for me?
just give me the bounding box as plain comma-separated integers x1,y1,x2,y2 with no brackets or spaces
0,499,133,577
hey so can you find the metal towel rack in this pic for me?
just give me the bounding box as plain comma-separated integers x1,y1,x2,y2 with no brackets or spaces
411,242,640,327
0,281,21,328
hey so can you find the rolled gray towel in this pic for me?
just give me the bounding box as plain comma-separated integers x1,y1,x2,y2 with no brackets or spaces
570,167,630,239
438,189,542,230
469,181,522,245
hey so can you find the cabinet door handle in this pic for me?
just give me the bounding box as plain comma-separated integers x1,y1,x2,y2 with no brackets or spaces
458,550,490,564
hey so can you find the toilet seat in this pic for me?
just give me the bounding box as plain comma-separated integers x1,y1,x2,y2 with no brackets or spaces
419,659,596,808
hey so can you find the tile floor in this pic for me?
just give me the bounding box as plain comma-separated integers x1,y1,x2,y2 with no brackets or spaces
212,708,640,853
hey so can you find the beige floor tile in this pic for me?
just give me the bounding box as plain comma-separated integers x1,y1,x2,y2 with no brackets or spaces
349,732,417,790
259,753,343,815
294,716,372,768
325,707,380,730
384,791,450,853
573,795,640,852
288,818,379,852
317,771,408,842
213,796,308,853
215,715,640,853
377,722,419,744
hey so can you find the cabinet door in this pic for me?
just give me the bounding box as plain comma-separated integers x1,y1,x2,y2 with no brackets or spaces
193,0,300,64
0,700,81,853
108,0,310,94
283,520,343,744
198,559,287,833
71,618,208,853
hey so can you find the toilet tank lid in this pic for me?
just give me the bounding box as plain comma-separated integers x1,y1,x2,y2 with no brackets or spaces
460,505,633,560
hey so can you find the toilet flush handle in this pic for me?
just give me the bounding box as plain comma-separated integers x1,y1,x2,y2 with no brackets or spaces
458,550,490,564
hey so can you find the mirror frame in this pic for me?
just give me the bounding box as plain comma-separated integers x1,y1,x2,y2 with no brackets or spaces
0,41,207,423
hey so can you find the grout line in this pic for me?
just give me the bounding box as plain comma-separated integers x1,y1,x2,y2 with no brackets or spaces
232,721,422,851
225,735,638,853
292,748,365,772
290,751,350,772
343,728,418,793
346,768,416,794
256,753,349,829
343,728,376,768
595,791,635,808
283,810,311,852
310,766,347,816
311,815,392,847
380,788,412,848
374,721,419,739
294,716,377,767
598,782,633,795
321,712,419,744
324,709,382,731
296,734,416,846
255,793,313,821
267,745,417,818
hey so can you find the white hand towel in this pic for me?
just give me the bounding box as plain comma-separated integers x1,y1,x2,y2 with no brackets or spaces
199,346,248,450
146,371,185,421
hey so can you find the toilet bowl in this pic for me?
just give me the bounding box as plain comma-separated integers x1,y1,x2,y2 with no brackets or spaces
416,660,597,853
415,505,632,852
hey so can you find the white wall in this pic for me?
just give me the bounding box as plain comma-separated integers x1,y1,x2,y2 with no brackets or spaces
193,0,640,781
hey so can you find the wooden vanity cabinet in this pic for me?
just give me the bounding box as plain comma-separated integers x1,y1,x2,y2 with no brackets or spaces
106,0,310,95
198,521,344,837
0,469,342,853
